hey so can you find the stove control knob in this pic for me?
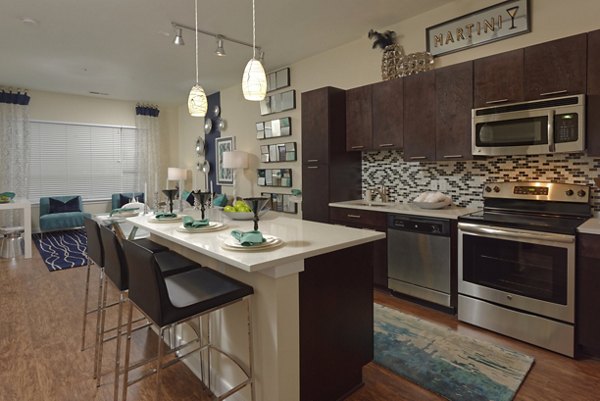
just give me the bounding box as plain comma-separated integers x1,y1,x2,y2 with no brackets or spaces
485,186,492,193
565,189,574,196
493,186,500,193
578,190,587,197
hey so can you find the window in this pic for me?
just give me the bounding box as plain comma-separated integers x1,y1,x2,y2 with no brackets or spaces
28,121,138,202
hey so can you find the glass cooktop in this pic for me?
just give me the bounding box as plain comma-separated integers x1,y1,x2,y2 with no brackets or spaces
458,210,588,235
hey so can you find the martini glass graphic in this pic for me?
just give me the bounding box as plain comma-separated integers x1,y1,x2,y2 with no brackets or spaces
506,6,519,30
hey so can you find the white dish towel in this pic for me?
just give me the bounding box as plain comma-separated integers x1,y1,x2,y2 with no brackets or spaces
413,191,451,203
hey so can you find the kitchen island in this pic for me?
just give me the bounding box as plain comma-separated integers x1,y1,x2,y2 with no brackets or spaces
126,213,385,401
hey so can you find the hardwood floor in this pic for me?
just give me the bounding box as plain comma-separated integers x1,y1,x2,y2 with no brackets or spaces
1,251,600,401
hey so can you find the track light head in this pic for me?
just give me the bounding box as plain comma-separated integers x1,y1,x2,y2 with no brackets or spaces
173,28,185,46
215,35,226,56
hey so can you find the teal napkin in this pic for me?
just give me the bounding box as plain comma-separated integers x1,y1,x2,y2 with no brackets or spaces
213,194,228,207
231,230,265,246
110,207,139,216
183,216,209,228
0,192,15,199
155,212,178,219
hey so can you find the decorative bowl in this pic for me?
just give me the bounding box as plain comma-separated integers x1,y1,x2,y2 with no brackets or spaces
412,199,452,209
221,210,268,220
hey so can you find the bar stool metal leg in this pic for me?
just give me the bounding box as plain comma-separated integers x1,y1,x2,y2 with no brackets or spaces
113,292,126,401
92,269,105,379
122,302,134,401
80,260,92,351
96,272,110,388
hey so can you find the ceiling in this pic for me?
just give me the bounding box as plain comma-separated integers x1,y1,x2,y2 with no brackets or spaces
0,0,450,104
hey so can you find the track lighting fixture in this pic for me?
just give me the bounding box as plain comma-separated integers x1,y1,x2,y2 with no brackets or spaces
215,35,226,56
173,28,184,46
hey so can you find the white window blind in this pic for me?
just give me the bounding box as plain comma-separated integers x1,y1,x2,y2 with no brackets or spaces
28,121,138,202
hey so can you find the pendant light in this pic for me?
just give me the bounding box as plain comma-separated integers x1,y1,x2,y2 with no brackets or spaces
242,0,267,101
187,0,208,117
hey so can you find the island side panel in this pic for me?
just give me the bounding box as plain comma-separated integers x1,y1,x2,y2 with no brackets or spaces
300,242,374,401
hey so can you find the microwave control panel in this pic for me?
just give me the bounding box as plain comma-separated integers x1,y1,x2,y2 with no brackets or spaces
554,113,579,143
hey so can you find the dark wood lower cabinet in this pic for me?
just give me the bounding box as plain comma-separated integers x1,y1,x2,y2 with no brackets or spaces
577,233,600,356
300,243,374,401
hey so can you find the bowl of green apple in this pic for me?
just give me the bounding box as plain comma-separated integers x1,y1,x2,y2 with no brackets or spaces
221,200,268,220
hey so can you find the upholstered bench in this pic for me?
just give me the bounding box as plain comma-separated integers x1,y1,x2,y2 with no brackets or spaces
39,195,91,232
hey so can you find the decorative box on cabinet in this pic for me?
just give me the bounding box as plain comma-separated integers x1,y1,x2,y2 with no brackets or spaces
301,87,361,223
329,207,388,288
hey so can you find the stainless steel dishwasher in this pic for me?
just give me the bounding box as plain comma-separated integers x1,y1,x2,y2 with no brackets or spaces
387,214,451,307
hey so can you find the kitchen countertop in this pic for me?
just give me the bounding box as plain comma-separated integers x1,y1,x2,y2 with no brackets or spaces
578,216,600,235
329,200,480,220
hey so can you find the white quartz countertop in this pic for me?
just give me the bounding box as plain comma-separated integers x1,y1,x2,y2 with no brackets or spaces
578,216,600,235
127,213,385,273
329,200,479,220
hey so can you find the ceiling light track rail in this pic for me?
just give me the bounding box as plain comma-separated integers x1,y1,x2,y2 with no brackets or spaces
171,22,262,53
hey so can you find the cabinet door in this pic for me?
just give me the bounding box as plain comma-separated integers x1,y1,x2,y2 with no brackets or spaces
577,234,600,356
302,164,330,223
403,70,436,161
474,49,524,107
346,85,372,151
587,29,600,156
436,61,473,161
301,88,330,164
372,79,403,150
524,33,587,100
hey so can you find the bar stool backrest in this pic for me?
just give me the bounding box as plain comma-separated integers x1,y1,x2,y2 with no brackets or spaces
99,225,128,291
83,217,104,267
122,239,168,325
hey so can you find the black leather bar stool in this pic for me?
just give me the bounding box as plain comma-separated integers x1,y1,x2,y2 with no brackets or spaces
96,225,198,400
121,239,255,401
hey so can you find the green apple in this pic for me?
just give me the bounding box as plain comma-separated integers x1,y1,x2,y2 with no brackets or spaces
223,205,235,212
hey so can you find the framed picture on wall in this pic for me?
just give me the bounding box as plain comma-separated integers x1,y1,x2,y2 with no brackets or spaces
215,136,235,185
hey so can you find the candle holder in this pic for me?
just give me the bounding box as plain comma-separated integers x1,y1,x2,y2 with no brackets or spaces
192,190,211,219
162,189,178,214
244,197,269,231
153,191,159,213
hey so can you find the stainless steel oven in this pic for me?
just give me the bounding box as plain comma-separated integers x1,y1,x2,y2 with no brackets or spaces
458,181,591,357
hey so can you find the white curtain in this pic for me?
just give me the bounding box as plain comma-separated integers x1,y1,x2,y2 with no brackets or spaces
0,90,30,226
134,105,161,208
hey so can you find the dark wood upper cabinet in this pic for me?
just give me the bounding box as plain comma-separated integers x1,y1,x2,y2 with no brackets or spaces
524,33,587,100
436,61,474,161
346,85,373,151
474,49,524,107
587,29,600,156
403,70,436,161
301,87,331,164
372,79,403,150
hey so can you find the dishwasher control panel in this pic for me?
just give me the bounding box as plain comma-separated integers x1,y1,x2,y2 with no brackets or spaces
388,214,450,236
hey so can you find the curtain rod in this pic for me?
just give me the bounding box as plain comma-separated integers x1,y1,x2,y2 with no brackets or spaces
171,22,262,53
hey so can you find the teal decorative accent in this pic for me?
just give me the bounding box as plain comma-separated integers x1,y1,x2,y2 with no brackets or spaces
374,304,534,401
230,230,265,246
182,216,209,228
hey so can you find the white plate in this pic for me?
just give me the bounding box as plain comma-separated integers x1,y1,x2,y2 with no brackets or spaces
175,222,226,233
149,215,182,223
412,199,451,209
221,234,283,250
111,211,139,218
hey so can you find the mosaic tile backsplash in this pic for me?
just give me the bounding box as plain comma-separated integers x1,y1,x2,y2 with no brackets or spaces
362,151,600,211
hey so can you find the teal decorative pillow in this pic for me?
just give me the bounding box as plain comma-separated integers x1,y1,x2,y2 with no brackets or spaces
48,197,81,213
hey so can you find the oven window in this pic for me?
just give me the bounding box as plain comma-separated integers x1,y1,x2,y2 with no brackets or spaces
476,116,548,147
462,234,567,304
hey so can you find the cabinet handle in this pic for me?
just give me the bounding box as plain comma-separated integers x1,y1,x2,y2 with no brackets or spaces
307,159,319,163
540,89,567,97
307,166,319,169
409,156,427,160
347,214,361,219
378,143,395,147
351,145,365,150
443,154,463,159
485,98,509,104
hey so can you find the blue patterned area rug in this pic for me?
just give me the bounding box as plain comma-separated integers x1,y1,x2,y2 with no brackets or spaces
33,229,87,271
374,303,534,401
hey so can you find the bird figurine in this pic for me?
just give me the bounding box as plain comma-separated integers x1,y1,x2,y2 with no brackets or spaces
368,29,397,50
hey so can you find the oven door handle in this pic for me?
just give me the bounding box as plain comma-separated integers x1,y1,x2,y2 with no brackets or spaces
458,222,575,244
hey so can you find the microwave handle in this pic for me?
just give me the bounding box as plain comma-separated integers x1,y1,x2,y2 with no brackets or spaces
548,110,555,153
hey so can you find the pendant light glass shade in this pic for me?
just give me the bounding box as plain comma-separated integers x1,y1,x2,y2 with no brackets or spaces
188,84,208,117
242,58,267,101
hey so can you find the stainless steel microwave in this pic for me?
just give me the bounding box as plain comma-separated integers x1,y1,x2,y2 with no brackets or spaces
472,94,585,156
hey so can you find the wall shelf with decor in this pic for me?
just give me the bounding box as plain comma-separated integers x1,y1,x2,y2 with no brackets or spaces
257,168,292,187
260,142,297,163
256,117,292,139
261,192,298,214
259,90,296,116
